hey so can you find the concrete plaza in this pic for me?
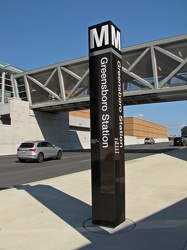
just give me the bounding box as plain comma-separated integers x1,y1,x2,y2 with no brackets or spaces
1,148,187,250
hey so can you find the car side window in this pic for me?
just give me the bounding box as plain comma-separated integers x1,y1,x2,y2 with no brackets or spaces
47,142,53,147
40,142,48,147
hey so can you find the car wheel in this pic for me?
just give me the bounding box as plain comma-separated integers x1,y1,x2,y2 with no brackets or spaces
37,152,44,163
19,159,25,162
56,150,62,160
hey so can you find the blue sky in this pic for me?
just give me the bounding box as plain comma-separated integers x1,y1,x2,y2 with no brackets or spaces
0,0,187,136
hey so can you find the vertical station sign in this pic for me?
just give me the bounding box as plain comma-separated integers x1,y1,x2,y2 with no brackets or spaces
88,21,125,228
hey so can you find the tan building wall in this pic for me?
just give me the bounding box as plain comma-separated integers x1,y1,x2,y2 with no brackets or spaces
70,110,90,119
124,117,167,138
69,110,168,139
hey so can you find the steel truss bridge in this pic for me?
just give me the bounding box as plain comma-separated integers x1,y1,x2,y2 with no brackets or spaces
1,34,187,112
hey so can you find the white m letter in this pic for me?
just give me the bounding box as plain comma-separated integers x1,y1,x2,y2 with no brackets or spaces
90,25,109,49
111,25,121,50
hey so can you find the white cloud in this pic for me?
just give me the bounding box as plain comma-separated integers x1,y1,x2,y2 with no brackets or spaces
134,113,144,118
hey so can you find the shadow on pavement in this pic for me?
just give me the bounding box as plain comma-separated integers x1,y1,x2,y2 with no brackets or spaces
16,184,187,250
164,147,187,161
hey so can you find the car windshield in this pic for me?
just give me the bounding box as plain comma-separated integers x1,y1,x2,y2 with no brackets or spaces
19,143,34,148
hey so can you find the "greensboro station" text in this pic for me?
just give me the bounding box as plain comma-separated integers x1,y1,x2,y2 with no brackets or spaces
100,57,110,148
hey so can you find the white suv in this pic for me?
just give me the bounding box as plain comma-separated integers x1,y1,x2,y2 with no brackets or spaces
17,140,62,163
144,138,155,144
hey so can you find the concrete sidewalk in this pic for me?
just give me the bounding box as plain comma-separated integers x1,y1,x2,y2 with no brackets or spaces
1,148,187,250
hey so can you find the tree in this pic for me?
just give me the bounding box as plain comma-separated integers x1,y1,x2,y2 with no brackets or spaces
181,126,187,136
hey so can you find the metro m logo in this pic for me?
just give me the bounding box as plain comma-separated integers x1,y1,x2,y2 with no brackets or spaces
89,21,121,52
90,25,109,49
111,25,121,51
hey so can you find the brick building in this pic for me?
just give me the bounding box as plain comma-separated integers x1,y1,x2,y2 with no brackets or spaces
69,110,168,139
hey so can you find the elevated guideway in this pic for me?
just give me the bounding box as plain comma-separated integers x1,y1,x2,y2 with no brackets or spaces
2,34,187,112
